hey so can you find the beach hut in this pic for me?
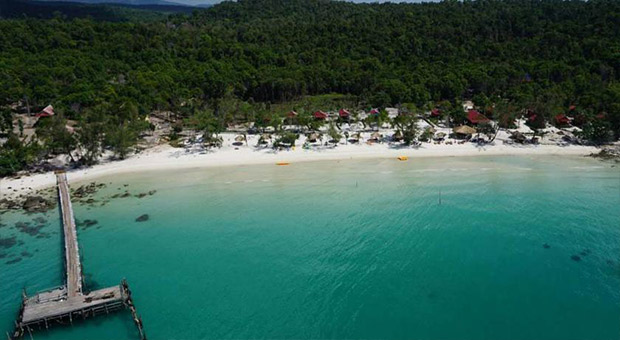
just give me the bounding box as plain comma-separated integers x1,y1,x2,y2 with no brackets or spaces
349,132,361,143
313,111,328,120
466,109,490,125
433,132,446,141
453,125,476,136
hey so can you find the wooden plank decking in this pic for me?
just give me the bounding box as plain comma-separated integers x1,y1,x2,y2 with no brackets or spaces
21,286,125,326
10,172,146,340
56,172,83,297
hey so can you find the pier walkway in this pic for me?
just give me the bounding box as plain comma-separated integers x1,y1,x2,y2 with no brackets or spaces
57,172,83,297
10,172,146,340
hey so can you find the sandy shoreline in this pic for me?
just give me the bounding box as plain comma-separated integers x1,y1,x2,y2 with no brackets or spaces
0,132,600,200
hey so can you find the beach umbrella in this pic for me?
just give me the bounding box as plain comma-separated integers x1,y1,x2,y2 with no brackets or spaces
434,132,447,139
453,125,476,135
235,135,245,142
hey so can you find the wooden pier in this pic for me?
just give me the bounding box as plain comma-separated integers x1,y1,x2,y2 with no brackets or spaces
10,172,146,340
57,172,83,297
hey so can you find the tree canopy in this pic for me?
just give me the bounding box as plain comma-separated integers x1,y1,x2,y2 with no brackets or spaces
1,0,619,175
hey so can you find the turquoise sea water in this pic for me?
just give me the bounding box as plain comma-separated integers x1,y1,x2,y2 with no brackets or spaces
1,155,619,340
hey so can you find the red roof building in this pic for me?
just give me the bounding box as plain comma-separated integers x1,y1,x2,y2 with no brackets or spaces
313,111,328,120
466,109,490,125
555,114,571,126
36,105,54,118
286,111,298,118
369,108,379,115
339,109,350,118
431,108,441,117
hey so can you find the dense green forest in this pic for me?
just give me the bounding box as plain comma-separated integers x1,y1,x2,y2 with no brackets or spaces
1,0,619,175
0,0,194,21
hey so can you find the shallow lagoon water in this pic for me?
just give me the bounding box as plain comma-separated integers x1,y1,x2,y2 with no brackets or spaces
1,155,619,340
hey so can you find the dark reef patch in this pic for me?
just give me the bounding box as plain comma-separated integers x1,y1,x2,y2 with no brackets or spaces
135,214,149,222
0,236,17,249
15,221,45,236
76,219,98,228
33,216,47,224
6,257,22,264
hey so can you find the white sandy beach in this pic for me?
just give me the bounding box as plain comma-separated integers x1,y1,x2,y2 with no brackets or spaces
0,131,599,199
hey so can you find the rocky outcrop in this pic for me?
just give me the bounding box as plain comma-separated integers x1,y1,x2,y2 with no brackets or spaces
0,198,21,210
22,196,54,213
590,145,620,160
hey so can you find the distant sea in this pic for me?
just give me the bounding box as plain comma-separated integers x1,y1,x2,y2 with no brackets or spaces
1,155,619,340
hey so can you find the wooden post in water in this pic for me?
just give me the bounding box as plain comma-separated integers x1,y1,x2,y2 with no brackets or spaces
122,279,147,340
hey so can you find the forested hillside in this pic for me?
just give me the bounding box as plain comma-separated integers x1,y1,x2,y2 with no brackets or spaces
1,0,619,174
0,0,193,21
